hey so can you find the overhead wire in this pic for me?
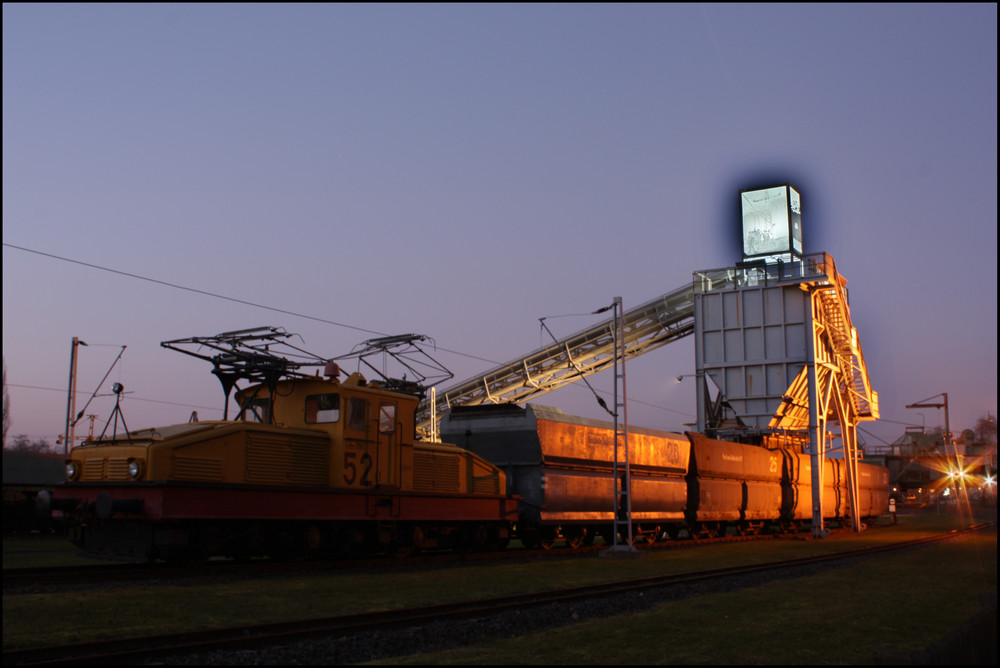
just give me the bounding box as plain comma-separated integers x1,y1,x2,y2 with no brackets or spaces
4,242,694,420
3,242,498,365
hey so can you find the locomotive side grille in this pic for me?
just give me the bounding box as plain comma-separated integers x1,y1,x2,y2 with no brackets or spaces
413,452,460,491
245,434,328,486
173,456,224,481
472,475,500,494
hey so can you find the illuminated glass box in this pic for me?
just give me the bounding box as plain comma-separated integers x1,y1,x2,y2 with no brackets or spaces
740,185,802,259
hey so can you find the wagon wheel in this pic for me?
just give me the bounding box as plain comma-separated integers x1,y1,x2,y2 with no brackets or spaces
538,527,557,550
519,528,539,549
735,521,749,536
563,526,586,549
638,525,661,544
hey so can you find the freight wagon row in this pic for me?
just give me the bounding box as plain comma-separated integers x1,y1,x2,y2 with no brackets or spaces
441,404,889,547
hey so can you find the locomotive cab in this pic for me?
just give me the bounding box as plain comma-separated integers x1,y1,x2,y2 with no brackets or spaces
233,372,418,491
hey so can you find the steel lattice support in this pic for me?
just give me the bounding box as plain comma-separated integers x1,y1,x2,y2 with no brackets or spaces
692,253,878,535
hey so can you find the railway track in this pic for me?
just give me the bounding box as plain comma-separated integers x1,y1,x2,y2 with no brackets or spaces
4,521,993,665
3,526,790,590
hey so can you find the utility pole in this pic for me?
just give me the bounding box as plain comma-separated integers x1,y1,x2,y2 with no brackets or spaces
905,393,951,447
63,337,87,455
603,296,636,556
906,393,964,500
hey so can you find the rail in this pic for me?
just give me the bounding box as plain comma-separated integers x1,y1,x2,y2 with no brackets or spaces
5,522,992,665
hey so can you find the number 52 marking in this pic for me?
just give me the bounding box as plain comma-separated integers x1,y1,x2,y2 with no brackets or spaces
344,451,373,486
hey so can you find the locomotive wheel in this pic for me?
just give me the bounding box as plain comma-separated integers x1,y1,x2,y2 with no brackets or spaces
199,525,225,558
410,525,426,551
388,544,413,559
487,525,510,550
304,525,323,553
383,523,415,559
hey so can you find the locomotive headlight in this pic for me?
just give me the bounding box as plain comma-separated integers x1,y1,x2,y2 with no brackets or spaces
127,458,145,480
65,461,80,481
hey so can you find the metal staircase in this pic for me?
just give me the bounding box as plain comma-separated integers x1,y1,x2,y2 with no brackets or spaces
814,269,878,420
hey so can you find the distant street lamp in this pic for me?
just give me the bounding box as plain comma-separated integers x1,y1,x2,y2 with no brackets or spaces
905,393,951,446
906,393,968,502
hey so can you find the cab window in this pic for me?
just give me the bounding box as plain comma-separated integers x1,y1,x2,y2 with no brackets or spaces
241,398,271,424
379,402,396,434
305,393,340,424
348,397,367,430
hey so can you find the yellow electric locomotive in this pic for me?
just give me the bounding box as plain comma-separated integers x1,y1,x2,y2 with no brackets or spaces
45,328,516,562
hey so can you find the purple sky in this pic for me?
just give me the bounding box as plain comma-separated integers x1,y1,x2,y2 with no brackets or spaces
3,4,996,450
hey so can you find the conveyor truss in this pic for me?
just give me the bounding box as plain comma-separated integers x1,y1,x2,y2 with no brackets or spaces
414,277,709,435
418,254,876,439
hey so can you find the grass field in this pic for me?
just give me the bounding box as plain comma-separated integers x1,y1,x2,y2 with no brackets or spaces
3,512,996,664
381,529,996,664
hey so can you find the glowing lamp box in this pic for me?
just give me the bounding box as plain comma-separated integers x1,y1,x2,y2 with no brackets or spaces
740,185,802,259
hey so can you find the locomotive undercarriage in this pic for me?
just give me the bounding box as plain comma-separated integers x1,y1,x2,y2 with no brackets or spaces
67,508,872,561
67,511,874,561
515,515,874,549
69,517,511,562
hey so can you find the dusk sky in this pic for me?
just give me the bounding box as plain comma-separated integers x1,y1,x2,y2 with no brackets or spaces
3,4,996,452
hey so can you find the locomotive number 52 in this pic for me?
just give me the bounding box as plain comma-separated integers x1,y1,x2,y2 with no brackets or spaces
344,451,373,486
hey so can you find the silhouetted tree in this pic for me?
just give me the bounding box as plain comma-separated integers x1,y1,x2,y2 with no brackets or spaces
974,413,997,445
2,358,9,448
8,434,53,454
